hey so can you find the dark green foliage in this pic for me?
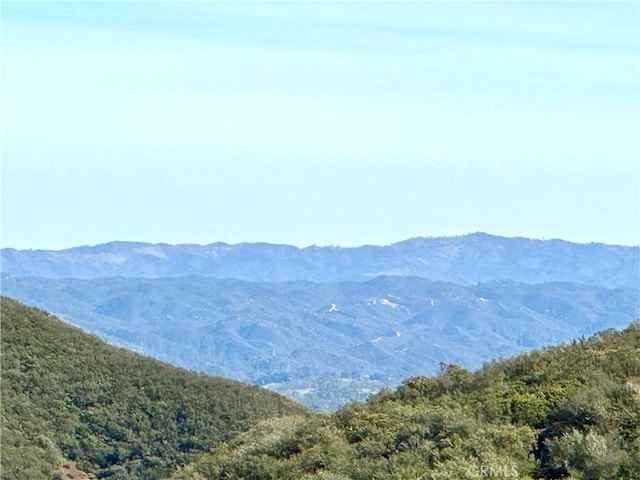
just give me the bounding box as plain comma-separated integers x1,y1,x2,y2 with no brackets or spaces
0,297,307,480
174,321,640,479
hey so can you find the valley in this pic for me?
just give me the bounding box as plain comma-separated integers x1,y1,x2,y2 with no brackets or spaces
2,234,638,410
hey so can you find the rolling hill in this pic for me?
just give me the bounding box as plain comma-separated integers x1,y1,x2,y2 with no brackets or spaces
167,322,640,480
0,297,307,480
3,276,637,410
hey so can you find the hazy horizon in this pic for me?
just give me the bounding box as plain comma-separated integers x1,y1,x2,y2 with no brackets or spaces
2,231,639,251
2,2,638,250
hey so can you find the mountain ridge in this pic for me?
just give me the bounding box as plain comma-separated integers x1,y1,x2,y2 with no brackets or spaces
3,275,638,410
2,233,637,287
5,232,636,251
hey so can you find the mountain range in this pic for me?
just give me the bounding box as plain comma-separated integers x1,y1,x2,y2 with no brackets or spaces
2,233,638,409
2,232,637,287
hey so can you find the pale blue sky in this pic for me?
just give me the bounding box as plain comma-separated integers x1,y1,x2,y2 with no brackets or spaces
2,2,639,249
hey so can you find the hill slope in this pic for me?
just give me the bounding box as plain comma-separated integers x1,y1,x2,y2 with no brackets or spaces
2,233,637,287
169,322,640,480
2,276,638,410
0,297,307,480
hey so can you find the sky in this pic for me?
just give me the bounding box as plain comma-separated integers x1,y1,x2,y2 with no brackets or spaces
2,1,639,249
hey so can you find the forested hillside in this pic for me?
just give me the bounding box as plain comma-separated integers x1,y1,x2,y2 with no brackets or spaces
0,297,307,480
168,322,640,480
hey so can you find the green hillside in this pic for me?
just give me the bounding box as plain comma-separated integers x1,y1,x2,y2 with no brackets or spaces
0,297,307,480
169,322,640,480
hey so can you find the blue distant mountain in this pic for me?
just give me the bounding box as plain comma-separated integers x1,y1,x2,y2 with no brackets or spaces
2,233,638,410
1,232,637,287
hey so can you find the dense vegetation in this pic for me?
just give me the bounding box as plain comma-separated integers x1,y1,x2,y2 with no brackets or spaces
3,296,638,480
0,297,307,480
169,322,640,480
